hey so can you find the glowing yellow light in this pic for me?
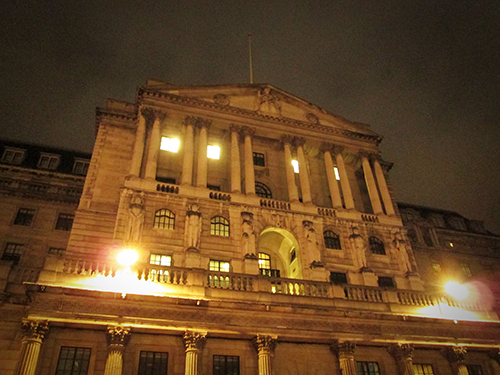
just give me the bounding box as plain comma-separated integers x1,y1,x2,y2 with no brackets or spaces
220,262,230,272
291,160,299,173
334,167,340,180
160,137,180,153
445,281,469,300
207,145,220,159
117,249,139,267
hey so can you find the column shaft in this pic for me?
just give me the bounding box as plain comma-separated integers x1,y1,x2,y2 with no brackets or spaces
129,111,146,177
196,126,208,187
283,141,299,202
361,156,383,214
244,134,256,195
373,159,395,215
258,352,272,375
324,150,343,208
335,153,355,209
185,350,200,375
296,144,312,203
338,357,357,375
14,339,42,375
144,116,162,180
181,123,195,185
230,129,241,193
103,349,123,375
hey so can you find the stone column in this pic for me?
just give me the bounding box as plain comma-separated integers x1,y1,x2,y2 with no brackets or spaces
331,341,357,375
230,125,242,193
373,157,396,216
104,326,131,375
442,346,468,375
321,142,343,209
144,111,165,180
281,135,299,202
196,119,211,188
13,320,49,375
389,344,415,375
129,108,148,177
181,117,197,186
333,145,355,210
254,335,277,375
294,137,312,204
242,126,256,195
183,331,207,375
359,151,383,215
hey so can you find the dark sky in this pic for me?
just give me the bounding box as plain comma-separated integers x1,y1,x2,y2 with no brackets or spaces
2,1,499,233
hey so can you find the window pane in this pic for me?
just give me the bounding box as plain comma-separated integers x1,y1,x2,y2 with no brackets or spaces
211,216,229,237
138,351,168,375
56,214,74,231
55,347,91,375
214,355,239,375
14,208,35,226
154,209,175,230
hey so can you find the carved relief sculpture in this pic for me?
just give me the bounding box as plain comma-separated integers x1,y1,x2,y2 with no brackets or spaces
257,87,281,115
349,227,368,270
126,192,145,243
392,231,413,273
242,212,256,256
185,204,202,250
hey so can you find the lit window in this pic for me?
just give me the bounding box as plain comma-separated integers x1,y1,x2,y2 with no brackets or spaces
14,208,36,226
154,209,175,230
1,243,24,264
330,272,348,285
55,214,74,231
160,137,180,153
55,346,91,375
369,236,386,255
138,351,168,375
413,364,435,375
324,231,341,249
291,159,299,173
150,254,172,266
1,148,25,165
213,355,239,375
357,362,380,375
73,160,90,175
466,365,483,375
207,145,220,160
253,152,265,166
259,253,271,270
209,260,230,272
38,153,60,170
255,182,272,198
378,276,395,288
211,216,229,237
334,166,340,180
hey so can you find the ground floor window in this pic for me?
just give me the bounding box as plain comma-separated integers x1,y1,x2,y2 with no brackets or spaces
466,365,483,375
357,361,380,375
413,364,435,375
213,355,239,375
55,346,91,375
138,351,168,375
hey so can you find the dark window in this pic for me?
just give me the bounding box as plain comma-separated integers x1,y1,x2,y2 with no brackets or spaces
422,229,434,247
55,214,74,231
255,182,272,198
1,148,25,165
413,364,435,375
73,160,90,175
290,248,296,263
157,177,176,184
357,362,380,375
138,351,168,375
378,276,395,288
330,272,348,285
38,154,59,170
369,237,385,255
466,365,483,375
55,346,91,375
2,243,24,264
48,248,66,256
211,216,230,237
213,355,239,375
253,152,265,166
324,230,341,249
207,185,221,191
14,208,35,226
154,209,175,230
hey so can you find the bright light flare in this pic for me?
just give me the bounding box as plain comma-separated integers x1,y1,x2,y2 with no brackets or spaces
445,281,469,300
117,249,139,267
160,137,180,153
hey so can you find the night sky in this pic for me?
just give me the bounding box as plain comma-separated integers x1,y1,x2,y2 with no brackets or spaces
2,1,499,233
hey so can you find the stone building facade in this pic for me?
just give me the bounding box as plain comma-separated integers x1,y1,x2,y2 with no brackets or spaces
1,81,499,375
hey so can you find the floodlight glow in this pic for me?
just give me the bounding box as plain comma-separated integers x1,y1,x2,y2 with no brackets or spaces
292,160,299,173
207,145,220,159
220,262,230,272
117,249,139,267
160,137,180,153
334,167,340,180
445,281,469,300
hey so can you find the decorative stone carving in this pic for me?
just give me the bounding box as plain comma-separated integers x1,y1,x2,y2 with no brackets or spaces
280,134,294,145
254,335,277,354
183,331,207,351
257,87,281,115
319,142,333,153
331,144,345,155
152,110,167,122
126,192,145,243
21,320,49,341
183,116,211,129
213,93,230,106
306,113,319,124
349,227,368,270
185,204,202,250
393,231,413,273
441,346,467,363
303,220,318,254
240,125,256,138
106,326,131,348
331,340,356,357
242,212,256,255
388,343,415,375
229,124,241,133
292,137,306,148
14,320,49,375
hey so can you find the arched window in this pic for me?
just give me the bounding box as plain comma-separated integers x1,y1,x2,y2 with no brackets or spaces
154,209,175,229
255,182,272,198
210,216,230,237
324,230,341,249
369,236,385,255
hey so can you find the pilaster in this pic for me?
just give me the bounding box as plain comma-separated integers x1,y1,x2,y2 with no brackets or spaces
14,320,49,375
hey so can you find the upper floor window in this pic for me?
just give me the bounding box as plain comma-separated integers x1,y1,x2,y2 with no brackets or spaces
430,215,445,228
14,208,36,226
258,252,271,270
55,213,74,231
324,230,341,249
138,351,168,375
209,259,230,272
213,355,239,375
460,262,472,278
253,152,265,166
154,209,175,230
55,346,91,375
150,254,172,266
160,137,180,152
378,276,395,288
207,145,220,160
369,236,386,255
291,159,299,173
73,159,90,175
400,210,419,223
413,364,435,375
211,216,229,237
1,147,25,165
207,185,221,191
38,153,60,170
255,182,272,198
330,271,348,285
1,243,24,264
448,216,467,231
357,362,380,375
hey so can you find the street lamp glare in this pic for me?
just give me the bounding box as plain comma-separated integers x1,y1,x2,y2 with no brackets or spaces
444,281,469,300
117,249,139,267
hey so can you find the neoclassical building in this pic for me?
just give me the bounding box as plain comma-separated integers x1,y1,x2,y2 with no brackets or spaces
1,81,500,375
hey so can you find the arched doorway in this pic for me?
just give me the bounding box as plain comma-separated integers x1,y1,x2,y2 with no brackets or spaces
258,227,303,279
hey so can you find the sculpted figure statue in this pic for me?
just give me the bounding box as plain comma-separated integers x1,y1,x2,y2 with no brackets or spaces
257,87,281,114
303,220,318,250
241,212,256,256
126,192,145,243
185,204,202,250
393,231,412,273
349,227,367,270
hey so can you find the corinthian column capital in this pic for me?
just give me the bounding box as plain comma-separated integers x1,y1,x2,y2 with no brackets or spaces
358,149,375,160
106,326,131,348
140,107,153,119
183,331,207,351
319,142,333,153
280,134,294,145
332,144,345,155
152,110,166,122
229,124,242,133
331,340,356,358
240,125,256,137
292,137,306,148
254,335,277,354
21,320,49,341
388,343,414,360
183,116,211,129
442,346,467,363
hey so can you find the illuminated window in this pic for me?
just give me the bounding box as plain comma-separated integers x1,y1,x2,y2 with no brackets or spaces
466,365,483,375
324,231,341,249
2,243,24,264
357,362,380,375
413,364,435,375
259,253,271,270
154,209,175,230
55,346,91,375
253,152,265,166
207,145,220,159
209,260,230,272
330,272,348,285
369,237,385,255
138,351,168,375
38,153,60,170
73,160,90,175
213,355,239,375
160,137,180,153
378,276,395,288
1,148,25,165
14,208,35,226
255,182,272,198
150,254,172,266
55,214,74,231
210,216,229,237
334,166,340,180
291,159,299,173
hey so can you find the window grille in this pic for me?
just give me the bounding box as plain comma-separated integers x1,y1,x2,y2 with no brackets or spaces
211,216,229,237
2,243,24,264
138,351,168,375
357,362,380,375
324,230,341,249
14,208,35,226
253,152,265,166
213,355,239,375
55,214,74,231
369,236,386,255
55,346,91,375
255,182,272,198
154,209,175,230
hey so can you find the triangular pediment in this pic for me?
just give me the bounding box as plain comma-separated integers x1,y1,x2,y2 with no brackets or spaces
141,80,379,138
